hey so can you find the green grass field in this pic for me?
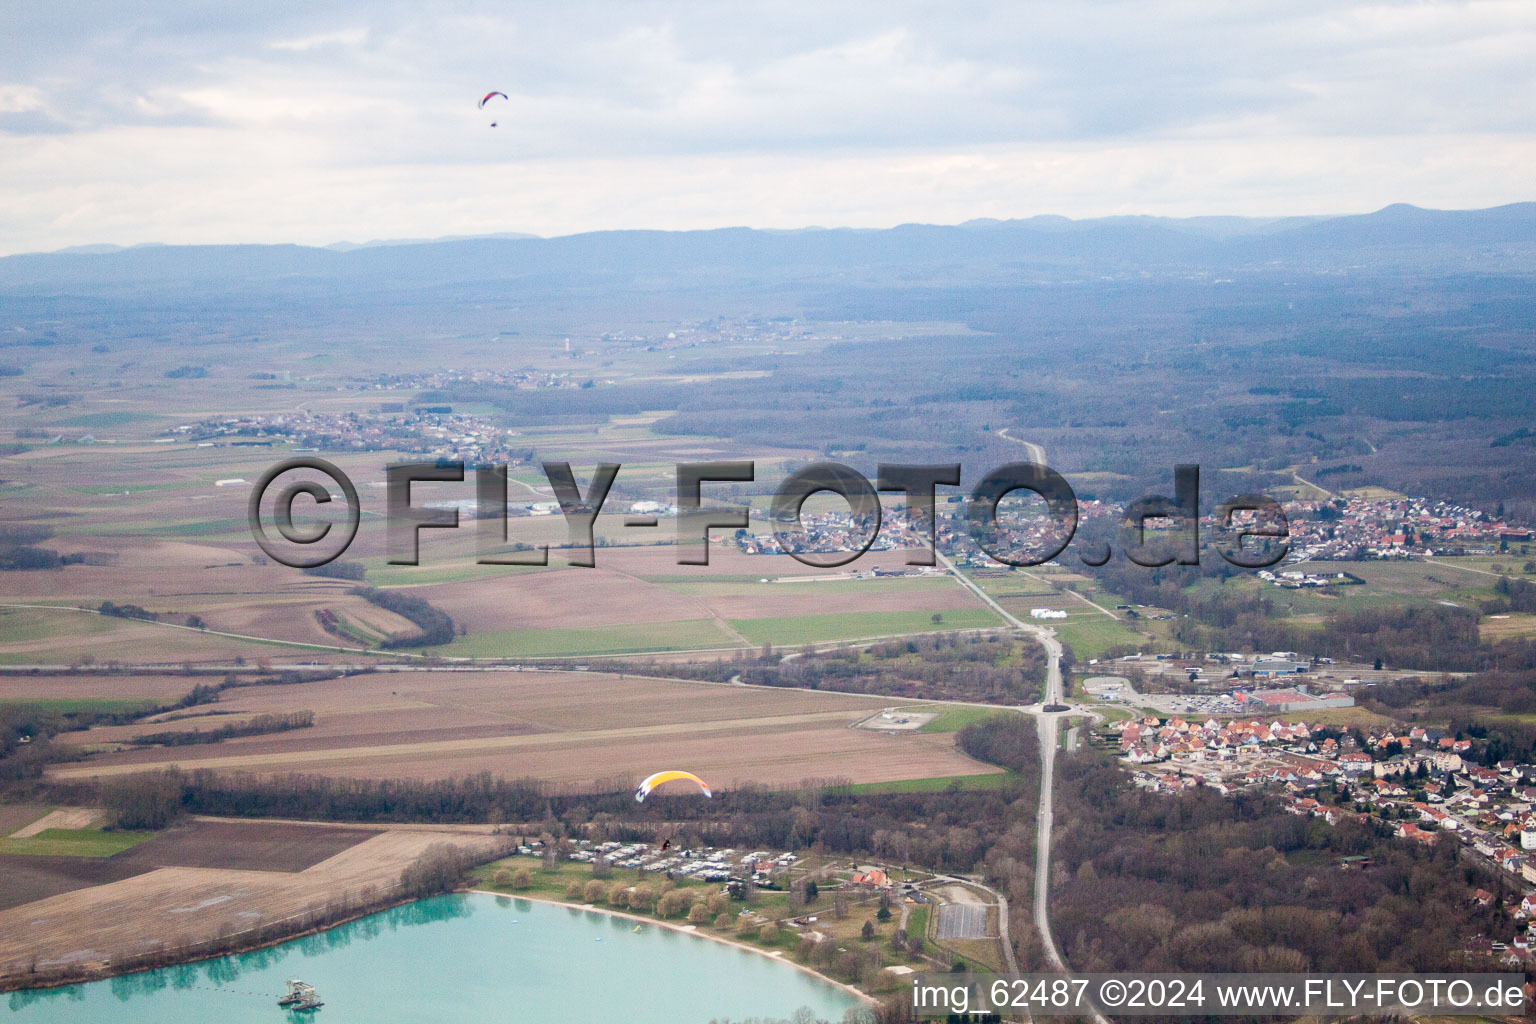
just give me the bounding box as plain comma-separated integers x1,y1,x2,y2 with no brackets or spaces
0,827,155,858
662,576,964,598
0,605,352,664
729,607,1001,647
838,771,1016,794
1188,559,1503,620
0,606,125,643
56,410,163,429
1051,614,1148,660
914,706,1011,733
435,618,739,658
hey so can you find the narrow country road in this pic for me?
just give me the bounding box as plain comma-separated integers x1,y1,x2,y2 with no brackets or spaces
934,531,1113,1022
931,550,1068,952
996,427,1046,465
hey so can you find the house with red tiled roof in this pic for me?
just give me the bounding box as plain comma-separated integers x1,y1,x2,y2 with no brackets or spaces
1397,822,1438,844
849,869,889,888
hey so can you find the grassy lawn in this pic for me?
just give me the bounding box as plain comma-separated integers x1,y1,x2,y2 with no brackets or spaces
473,855,718,901
914,706,1012,733
1433,555,1536,577
1080,702,1137,724
56,410,163,429
905,904,929,941
1051,614,1148,661
943,937,1006,972
0,827,155,858
0,607,126,644
839,771,1015,794
970,574,1059,599
433,618,739,658
1227,559,1500,616
472,853,931,985
662,576,963,598
0,608,355,665
730,608,1001,647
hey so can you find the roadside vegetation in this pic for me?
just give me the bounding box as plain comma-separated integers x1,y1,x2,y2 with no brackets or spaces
130,710,314,747
605,632,1046,704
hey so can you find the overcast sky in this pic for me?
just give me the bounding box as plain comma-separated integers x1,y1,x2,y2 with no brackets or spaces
2,0,1534,253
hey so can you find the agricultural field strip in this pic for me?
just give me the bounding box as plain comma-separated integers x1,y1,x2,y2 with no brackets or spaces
0,829,505,976
2,605,1010,666
0,602,384,657
1009,568,1121,620
47,709,872,778
10,808,103,838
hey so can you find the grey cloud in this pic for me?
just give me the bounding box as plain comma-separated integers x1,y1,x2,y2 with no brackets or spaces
3,1,1534,153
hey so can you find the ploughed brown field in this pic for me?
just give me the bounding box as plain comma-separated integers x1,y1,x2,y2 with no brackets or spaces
47,670,993,787
0,673,258,702
0,820,376,911
0,854,149,912
0,818,504,984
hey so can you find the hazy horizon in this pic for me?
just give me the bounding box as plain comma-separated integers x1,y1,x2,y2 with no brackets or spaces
9,198,1534,259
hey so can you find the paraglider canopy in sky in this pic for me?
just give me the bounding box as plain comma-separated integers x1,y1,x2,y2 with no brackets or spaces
479,91,507,127
635,770,712,802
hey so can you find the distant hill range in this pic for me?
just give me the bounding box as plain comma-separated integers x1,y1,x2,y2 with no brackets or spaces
3,203,1532,295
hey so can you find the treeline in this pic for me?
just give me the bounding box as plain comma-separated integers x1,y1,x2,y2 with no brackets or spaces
1050,750,1510,981
102,769,185,829
0,711,60,784
1086,550,1529,671
303,560,367,581
0,693,215,785
68,767,1038,878
63,761,1043,982
956,714,1039,773
736,634,1045,703
586,634,1045,703
99,600,159,621
1366,669,1536,765
0,525,111,570
0,670,345,788
1367,668,1536,717
132,710,315,747
0,524,66,571
350,586,456,647
1483,575,1536,615
400,841,507,899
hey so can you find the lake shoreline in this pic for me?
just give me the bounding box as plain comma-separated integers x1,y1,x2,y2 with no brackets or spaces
0,890,418,996
469,889,876,1006
6,887,874,1011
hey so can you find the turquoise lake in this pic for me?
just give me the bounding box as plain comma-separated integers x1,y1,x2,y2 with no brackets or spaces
3,894,862,1023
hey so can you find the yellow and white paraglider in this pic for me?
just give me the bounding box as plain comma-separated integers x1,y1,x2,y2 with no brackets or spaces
635,770,712,803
